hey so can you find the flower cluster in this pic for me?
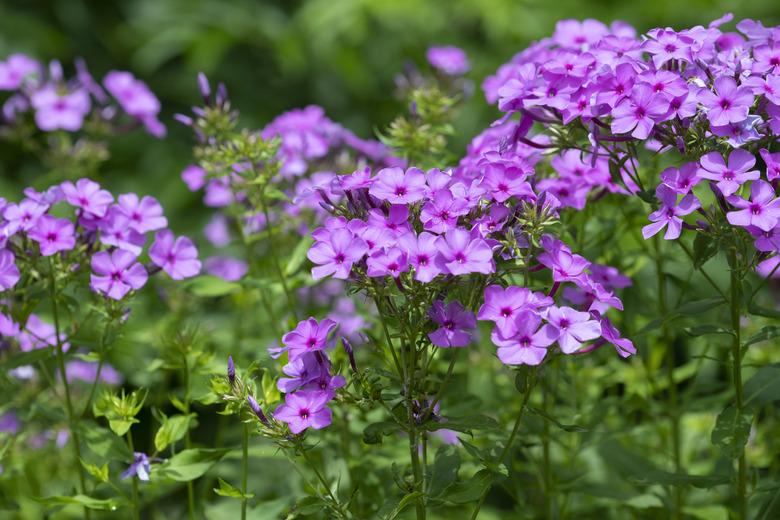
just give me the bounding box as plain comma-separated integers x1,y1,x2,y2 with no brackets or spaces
0,54,165,136
481,15,780,277
0,177,200,343
272,318,345,434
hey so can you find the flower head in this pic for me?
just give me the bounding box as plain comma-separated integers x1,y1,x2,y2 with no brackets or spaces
90,250,148,300
28,215,75,256
282,318,338,362
273,391,333,434
149,230,201,280
428,300,476,348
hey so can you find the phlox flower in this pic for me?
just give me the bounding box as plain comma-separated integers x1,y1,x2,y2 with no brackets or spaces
698,77,753,126
398,231,442,282
537,235,590,283
149,230,201,280
98,207,147,254
759,148,780,182
477,285,553,336
90,249,148,300
121,452,151,482
436,228,495,275
61,178,114,218
366,248,409,278
0,249,20,290
726,180,780,231
427,300,476,348
116,194,168,233
307,228,367,280
539,306,601,354
697,149,759,197
427,46,470,76
273,391,333,434
420,189,469,233
369,167,427,204
491,311,554,366
642,184,700,240
2,199,47,235
282,318,337,362
610,84,667,139
203,256,247,282
30,85,90,132
660,163,701,194
28,215,75,256
0,54,40,90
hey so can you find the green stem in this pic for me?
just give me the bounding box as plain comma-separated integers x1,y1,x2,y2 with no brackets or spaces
655,236,683,518
259,193,297,319
729,251,747,520
542,381,552,518
48,259,90,520
126,432,141,520
241,423,249,520
181,352,196,520
299,447,346,518
81,322,111,418
469,373,536,520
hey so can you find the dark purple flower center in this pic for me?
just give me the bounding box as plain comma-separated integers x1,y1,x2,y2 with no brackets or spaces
719,98,732,110
46,232,58,243
653,82,665,93
298,408,310,420
634,107,647,118
394,186,407,197
443,320,455,330
306,337,317,349
558,319,570,329
111,271,122,281
53,99,68,111
664,43,677,53
519,336,532,348
417,255,429,266
770,56,780,66
387,262,399,272
723,170,735,181
334,253,345,264
750,203,763,215
454,252,467,263
500,307,513,318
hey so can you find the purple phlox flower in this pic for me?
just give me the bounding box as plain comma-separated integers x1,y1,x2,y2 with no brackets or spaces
491,311,554,366
752,42,780,75
537,235,590,283
589,263,632,290
551,150,610,187
425,168,454,195
0,412,20,435
477,284,553,336
552,19,609,49
0,54,40,90
536,177,590,210
149,230,201,280
697,149,759,197
726,180,780,232
278,352,328,393
181,165,207,191
642,184,700,240
757,255,780,279
117,193,167,233
0,312,20,337
366,247,409,278
369,167,427,204
639,70,688,100
19,314,69,352
544,51,594,81
2,199,48,235
282,317,338,362
540,306,601,354
104,70,165,137
0,249,20,290
28,215,76,256
660,163,701,194
610,84,667,139
307,228,367,280
594,63,637,108
65,360,122,385
61,178,114,217
436,228,495,275
30,85,90,132
204,214,231,247
428,300,476,348
596,313,636,358
203,178,234,208
420,189,469,232
337,166,374,191
121,452,151,481
431,428,460,445
273,390,333,434
474,204,509,236
642,29,693,67
481,159,534,203
366,205,413,236
571,275,624,313
742,74,780,105
698,76,754,126
355,224,395,255
710,115,763,147
750,225,780,253
759,148,780,182
524,79,574,111
98,206,147,255
261,106,335,177
90,249,148,300
427,46,470,75
203,256,248,282
398,231,442,283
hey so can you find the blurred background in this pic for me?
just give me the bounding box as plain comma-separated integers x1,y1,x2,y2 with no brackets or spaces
1,0,779,227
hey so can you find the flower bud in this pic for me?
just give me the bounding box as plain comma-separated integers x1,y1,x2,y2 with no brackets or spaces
227,355,235,386
247,395,269,426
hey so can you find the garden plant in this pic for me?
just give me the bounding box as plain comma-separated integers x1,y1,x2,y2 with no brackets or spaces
1,10,780,520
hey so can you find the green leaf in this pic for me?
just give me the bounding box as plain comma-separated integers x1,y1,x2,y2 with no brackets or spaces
81,460,109,483
0,346,54,370
285,236,313,276
107,418,137,437
441,469,494,504
80,422,131,459
426,415,499,433
154,414,196,452
748,301,780,319
744,364,780,408
382,492,424,520
744,326,780,348
683,505,729,520
155,448,229,482
363,421,400,444
527,407,589,433
625,494,664,509
429,446,460,498
684,325,733,337
295,496,327,515
36,494,121,511
711,405,753,459
675,298,725,315
184,275,241,297
692,233,719,268
213,478,254,499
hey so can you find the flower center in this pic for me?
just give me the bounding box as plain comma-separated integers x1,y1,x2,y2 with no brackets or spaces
394,186,407,197
454,252,466,263
719,98,732,110
334,253,345,264
559,319,570,329
444,320,455,330
299,408,310,420
417,255,429,266
500,307,513,318
750,203,763,215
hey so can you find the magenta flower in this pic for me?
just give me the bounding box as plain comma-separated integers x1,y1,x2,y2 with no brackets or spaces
203,256,248,282
420,190,469,233
610,84,667,139
28,215,75,256
181,165,207,191
369,167,427,204
598,315,636,358
278,352,328,393
149,230,201,280
19,314,69,352
726,180,780,232
98,207,147,254
2,199,47,235
121,452,151,482
537,235,590,283
30,86,90,132
398,231,442,283
104,70,165,137
481,162,534,203
539,306,601,354
282,318,337,362
0,249,20,290
642,29,692,67
428,300,476,348
61,179,114,217
642,184,700,240
427,46,470,75
491,311,555,366
366,248,409,278
90,250,148,300
660,163,701,194
698,77,754,126
0,54,40,90
759,148,780,182
273,391,333,434
0,313,20,337
307,228,367,280
436,228,495,275
116,194,167,233
697,149,760,197
477,285,553,336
